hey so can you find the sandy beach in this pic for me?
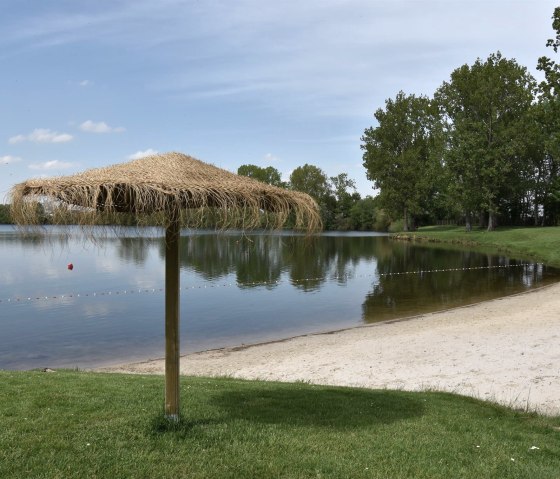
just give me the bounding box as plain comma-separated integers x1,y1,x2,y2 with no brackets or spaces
97,282,560,415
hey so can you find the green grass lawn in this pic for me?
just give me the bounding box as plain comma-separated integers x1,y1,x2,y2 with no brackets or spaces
1,371,559,479
395,226,560,268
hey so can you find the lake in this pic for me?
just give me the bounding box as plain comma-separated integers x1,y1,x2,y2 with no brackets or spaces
0,225,558,370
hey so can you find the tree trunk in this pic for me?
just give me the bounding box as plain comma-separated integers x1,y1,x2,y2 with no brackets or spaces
465,212,472,232
487,210,497,231
534,200,539,226
403,207,409,232
478,211,486,229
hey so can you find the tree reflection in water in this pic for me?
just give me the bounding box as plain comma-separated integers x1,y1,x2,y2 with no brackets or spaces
362,240,555,322
110,232,557,322
110,229,558,323
167,232,380,291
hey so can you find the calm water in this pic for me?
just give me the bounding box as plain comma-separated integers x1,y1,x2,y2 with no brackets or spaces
0,225,558,370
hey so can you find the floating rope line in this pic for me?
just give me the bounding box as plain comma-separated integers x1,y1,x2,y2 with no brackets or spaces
0,263,542,305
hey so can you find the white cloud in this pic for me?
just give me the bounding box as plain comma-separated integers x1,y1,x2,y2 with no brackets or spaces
8,134,26,144
9,128,73,144
1,155,22,164
29,160,74,170
79,120,125,133
79,79,93,87
127,149,158,160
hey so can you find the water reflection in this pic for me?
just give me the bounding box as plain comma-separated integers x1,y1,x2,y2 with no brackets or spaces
117,237,158,265
0,226,558,369
362,242,553,322
170,233,381,291
114,231,560,321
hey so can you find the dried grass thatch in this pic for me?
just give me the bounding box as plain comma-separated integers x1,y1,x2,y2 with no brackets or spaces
10,152,322,232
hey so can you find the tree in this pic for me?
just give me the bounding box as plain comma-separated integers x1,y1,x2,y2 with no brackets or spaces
436,52,536,230
517,102,558,225
536,7,560,225
0,204,12,224
289,164,331,201
361,91,442,231
237,164,285,187
537,7,560,99
349,196,389,231
289,164,335,227
330,173,360,230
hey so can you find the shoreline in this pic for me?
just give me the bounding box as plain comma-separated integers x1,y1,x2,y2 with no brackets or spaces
95,281,560,415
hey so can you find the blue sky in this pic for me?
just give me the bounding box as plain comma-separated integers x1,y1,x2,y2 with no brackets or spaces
1,0,557,201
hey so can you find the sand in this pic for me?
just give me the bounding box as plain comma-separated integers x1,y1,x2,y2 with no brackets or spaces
96,282,560,415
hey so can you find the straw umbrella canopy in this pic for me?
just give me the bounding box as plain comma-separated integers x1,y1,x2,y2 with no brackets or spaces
10,152,321,420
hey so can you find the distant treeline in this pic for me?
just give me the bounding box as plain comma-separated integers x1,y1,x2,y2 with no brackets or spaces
236,164,389,231
0,204,13,224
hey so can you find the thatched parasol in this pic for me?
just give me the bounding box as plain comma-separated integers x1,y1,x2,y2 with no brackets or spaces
10,152,321,420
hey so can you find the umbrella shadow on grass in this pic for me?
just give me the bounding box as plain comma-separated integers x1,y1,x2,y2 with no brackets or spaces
210,384,425,429
149,415,218,437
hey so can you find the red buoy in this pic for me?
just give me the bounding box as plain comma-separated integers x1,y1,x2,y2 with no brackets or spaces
67,263,74,271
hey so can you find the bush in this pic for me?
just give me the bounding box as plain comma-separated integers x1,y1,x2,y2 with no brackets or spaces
388,219,404,233
0,204,13,224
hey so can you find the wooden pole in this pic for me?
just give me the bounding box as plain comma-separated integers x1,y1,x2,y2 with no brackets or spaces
165,217,180,421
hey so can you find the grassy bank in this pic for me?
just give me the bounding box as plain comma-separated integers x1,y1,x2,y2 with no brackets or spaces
393,226,560,268
1,371,559,478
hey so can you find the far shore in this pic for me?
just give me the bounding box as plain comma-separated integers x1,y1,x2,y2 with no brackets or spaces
96,281,560,415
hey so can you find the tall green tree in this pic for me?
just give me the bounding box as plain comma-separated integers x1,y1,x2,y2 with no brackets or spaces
536,7,560,225
436,52,536,230
289,164,331,201
289,164,335,228
518,102,559,225
237,164,285,187
361,91,442,231
537,6,560,99
329,173,360,229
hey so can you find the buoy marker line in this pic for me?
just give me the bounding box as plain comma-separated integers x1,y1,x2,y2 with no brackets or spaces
0,263,541,305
